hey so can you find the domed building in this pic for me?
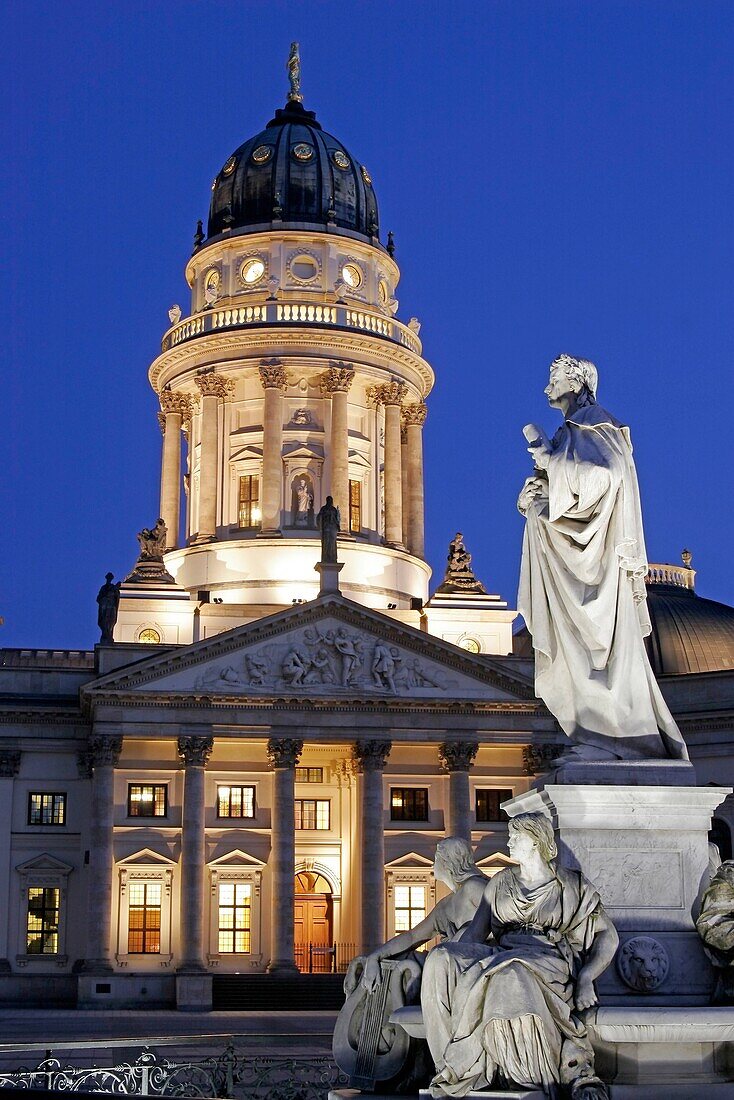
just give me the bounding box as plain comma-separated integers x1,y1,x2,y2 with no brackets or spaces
645,554,734,676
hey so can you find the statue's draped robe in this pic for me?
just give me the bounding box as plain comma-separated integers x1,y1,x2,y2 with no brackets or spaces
518,404,688,760
421,866,601,1096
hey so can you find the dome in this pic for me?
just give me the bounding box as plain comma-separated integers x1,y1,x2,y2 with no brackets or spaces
206,99,379,243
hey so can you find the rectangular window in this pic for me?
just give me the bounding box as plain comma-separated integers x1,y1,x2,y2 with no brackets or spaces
394,885,426,932
295,767,324,783
217,785,255,819
349,479,361,534
127,882,161,954
28,793,66,826
218,882,252,953
475,789,513,822
294,799,330,830
26,887,59,954
390,788,428,822
238,474,260,529
127,784,167,818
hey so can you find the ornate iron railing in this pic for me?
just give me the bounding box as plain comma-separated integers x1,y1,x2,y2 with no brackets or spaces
0,1045,348,1099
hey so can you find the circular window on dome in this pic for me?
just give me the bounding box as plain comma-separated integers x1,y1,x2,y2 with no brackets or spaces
252,144,273,164
458,637,481,654
361,165,373,185
240,257,265,285
290,254,319,282
332,150,350,170
204,268,221,293
138,628,161,644
378,279,389,305
292,142,314,162
221,155,237,176
341,263,363,289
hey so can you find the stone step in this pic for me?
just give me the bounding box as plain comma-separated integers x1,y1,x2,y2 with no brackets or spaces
212,974,345,1011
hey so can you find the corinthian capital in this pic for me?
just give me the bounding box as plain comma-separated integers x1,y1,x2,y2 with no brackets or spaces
177,735,214,767
195,372,235,400
367,380,407,407
438,740,478,773
320,363,355,394
402,402,428,427
352,739,392,772
259,359,288,391
160,389,193,418
267,737,304,769
88,735,123,768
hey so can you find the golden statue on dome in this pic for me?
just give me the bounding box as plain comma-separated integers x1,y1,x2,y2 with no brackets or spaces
286,41,303,102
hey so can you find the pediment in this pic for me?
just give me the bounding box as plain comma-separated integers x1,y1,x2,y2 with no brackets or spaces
230,444,263,462
476,851,516,878
348,450,372,470
385,852,434,869
117,847,177,867
16,854,73,875
86,595,534,704
282,441,324,459
208,849,266,869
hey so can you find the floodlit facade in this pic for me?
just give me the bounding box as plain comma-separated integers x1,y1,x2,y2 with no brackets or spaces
1,70,733,1011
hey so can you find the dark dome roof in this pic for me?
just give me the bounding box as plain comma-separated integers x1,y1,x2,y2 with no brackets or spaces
207,99,379,242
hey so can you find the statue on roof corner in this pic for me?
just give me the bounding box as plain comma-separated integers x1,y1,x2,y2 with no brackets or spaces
96,573,120,644
517,353,689,762
286,41,303,102
317,496,340,563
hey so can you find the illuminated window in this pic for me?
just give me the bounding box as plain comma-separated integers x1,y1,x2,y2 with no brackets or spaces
218,882,252,953
127,785,167,818
240,257,265,285
28,793,66,826
341,263,363,289
238,474,260,528
295,767,323,783
26,888,59,954
394,885,426,932
217,785,255,819
475,789,512,823
390,788,428,822
127,882,161,953
295,799,330,830
138,628,161,644
349,479,361,533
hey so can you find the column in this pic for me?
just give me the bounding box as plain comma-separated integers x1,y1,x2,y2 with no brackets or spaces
352,739,391,954
402,402,428,558
400,425,409,549
258,360,287,536
321,362,355,528
267,736,303,973
439,741,478,843
0,752,20,970
194,373,233,541
177,734,213,972
159,390,192,550
369,381,407,548
82,734,122,972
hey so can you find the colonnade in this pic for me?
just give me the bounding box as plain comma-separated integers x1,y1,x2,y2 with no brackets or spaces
81,734,481,974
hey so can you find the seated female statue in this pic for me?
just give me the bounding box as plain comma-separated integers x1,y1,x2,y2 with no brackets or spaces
422,812,618,1099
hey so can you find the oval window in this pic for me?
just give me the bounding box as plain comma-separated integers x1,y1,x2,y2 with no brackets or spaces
241,258,265,285
252,145,272,164
290,255,318,282
221,155,237,176
341,263,362,289
292,143,314,162
378,279,389,305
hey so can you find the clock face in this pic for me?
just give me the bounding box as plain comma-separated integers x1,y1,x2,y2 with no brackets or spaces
292,142,314,162
459,637,481,654
221,155,237,176
378,279,388,304
341,263,362,289
240,258,265,285
252,145,272,164
332,150,350,170
139,628,161,644
361,165,372,185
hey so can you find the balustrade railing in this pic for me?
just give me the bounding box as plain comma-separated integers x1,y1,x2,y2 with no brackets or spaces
646,563,695,590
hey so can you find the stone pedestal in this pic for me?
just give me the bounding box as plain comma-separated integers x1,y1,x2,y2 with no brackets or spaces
175,973,213,1011
316,561,344,595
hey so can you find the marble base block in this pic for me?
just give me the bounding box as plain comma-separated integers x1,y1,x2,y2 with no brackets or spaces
175,973,212,1011
316,561,344,595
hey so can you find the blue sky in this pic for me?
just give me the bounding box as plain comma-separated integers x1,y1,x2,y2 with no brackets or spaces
2,0,733,648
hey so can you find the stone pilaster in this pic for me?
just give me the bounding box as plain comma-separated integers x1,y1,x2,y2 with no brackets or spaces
82,734,123,973
258,361,287,536
352,739,392,954
402,402,428,558
321,363,355,528
266,737,303,973
177,734,213,972
439,740,478,843
0,752,20,972
159,390,193,550
368,381,407,548
194,372,233,541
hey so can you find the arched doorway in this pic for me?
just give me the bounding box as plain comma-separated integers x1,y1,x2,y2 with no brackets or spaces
294,871,333,972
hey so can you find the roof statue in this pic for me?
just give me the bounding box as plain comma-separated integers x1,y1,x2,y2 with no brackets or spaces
124,519,175,585
435,532,488,595
286,41,303,103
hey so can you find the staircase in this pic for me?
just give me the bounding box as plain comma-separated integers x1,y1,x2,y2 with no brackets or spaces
212,973,345,1011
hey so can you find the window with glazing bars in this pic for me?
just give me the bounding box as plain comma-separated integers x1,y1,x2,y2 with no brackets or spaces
390,787,428,821
28,793,66,826
349,479,361,533
26,888,59,953
294,799,330,830
127,882,161,953
217,785,255,818
294,767,324,783
394,884,426,932
475,789,512,822
238,474,260,528
218,882,251,953
127,784,167,818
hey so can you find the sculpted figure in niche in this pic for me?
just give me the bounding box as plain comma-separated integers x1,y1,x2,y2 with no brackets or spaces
96,573,120,644
292,476,314,528
421,812,618,1099
696,861,734,1003
518,354,689,762
317,495,341,562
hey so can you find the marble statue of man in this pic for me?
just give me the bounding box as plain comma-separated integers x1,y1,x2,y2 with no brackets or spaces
517,354,688,761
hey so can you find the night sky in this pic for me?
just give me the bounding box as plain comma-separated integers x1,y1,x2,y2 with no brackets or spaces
3,1,733,649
